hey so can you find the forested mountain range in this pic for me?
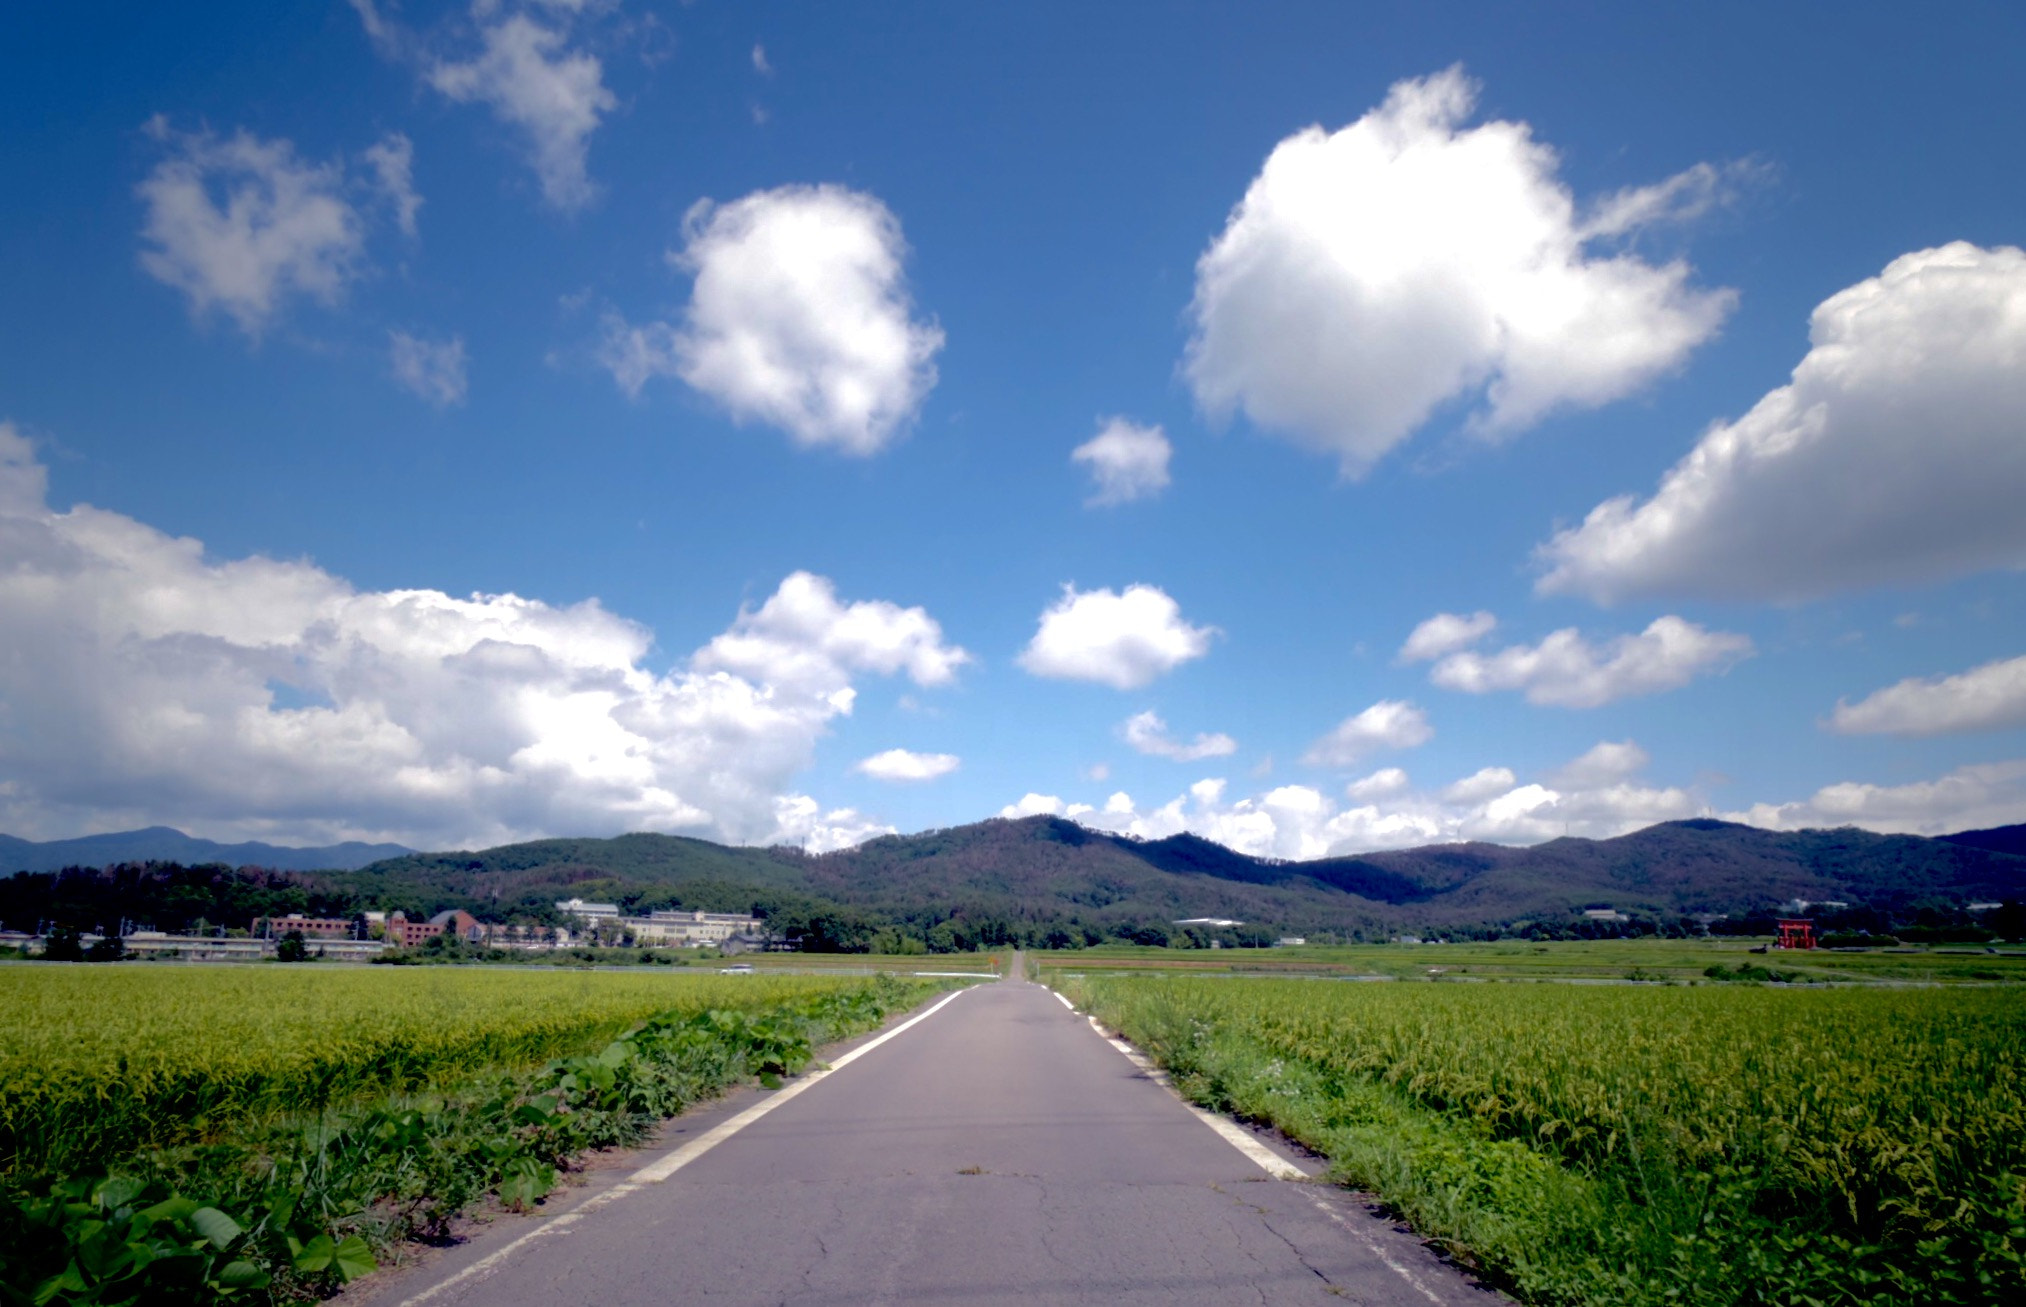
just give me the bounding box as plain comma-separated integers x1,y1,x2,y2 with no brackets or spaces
5,816,2022,947
0,827,409,874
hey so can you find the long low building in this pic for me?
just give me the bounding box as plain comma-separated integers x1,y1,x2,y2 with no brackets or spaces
627,910,763,947
254,914,359,939
553,899,763,947
7,931,390,961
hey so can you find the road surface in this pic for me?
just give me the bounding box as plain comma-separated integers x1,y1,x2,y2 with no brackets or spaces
356,970,1499,1306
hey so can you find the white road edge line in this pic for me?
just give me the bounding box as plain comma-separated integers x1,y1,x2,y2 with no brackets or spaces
1082,1013,1305,1180
1300,1192,1447,1305
1065,996,1448,1305
394,985,976,1307
1053,991,1075,1010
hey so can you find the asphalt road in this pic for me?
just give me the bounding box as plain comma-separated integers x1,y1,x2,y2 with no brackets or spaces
357,972,1499,1306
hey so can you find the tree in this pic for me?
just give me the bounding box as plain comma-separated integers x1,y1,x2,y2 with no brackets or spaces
275,929,310,963
84,934,126,962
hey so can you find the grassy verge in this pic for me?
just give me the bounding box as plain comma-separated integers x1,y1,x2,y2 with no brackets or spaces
1060,973,2025,1306
0,974,948,1304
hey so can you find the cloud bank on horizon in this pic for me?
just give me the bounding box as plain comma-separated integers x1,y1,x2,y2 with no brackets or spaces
5,12,2026,856
0,425,956,851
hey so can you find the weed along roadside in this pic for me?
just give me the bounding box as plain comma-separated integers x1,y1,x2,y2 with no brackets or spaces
0,970,955,1303
1055,970,2026,1306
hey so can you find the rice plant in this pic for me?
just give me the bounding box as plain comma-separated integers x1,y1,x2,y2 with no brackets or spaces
1065,974,2026,1306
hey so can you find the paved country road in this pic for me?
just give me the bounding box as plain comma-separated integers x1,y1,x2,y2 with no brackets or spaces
352,969,1502,1306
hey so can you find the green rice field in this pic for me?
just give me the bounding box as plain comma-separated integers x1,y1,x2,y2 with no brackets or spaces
1056,964,2026,1305
0,966,891,1173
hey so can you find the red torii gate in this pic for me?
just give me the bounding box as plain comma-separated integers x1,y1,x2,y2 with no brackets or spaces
1775,918,1816,950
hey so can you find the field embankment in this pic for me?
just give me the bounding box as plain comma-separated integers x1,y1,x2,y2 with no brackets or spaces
0,966,949,1302
1058,971,2026,1306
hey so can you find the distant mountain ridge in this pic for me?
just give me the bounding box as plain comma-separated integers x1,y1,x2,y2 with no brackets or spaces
1941,823,2026,860
0,826,411,874
9,817,2024,933
343,815,2026,932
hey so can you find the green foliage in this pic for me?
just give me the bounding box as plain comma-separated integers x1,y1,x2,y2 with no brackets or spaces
1819,932,1900,948
0,973,937,1304
37,928,84,962
0,1175,271,1305
81,936,125,963
1701,962,1803,983
1067,974,2026,1306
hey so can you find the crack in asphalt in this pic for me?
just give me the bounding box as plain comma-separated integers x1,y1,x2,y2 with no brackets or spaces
1257,1204,1344,1297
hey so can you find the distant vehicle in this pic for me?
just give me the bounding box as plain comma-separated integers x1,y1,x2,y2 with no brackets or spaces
719,963,755,974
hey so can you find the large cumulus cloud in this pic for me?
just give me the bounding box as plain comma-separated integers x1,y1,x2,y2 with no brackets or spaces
1538,243,2026,602
0,425,964,849
601,185,944,455
1186,66,1736,475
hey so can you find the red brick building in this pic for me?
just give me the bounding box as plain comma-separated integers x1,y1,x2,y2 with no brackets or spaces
383,909,487,948
383,911,440,947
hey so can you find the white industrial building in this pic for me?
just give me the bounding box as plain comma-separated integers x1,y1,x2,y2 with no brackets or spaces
628,909,763,946
553,899,761,948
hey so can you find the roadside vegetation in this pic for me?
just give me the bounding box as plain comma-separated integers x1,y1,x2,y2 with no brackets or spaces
1057,970,2025,1306
0,967,945,1304
1033,936,2026,985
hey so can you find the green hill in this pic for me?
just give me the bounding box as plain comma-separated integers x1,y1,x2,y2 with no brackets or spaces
336,815,2026,938
6,817,2023,947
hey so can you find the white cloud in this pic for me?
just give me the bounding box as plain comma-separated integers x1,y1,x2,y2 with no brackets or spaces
694,571,970,696
1830,654,2026,736
0,424,47,517
1185,66,1735,475
601,186,944,455
1121,710,1237,762
1427,616,1751,708
1038,737,1697,859
1399,610,1496,662
389,331,469,407
1018,584,1216,690
998,793,1067,820
1582,160,1761,240
1441,766,1516,804
752,44,772,76
1301,700,1433,768
597,318,679,396
1007,742,2026,857
1727,761,2026,837
1537,243,2026,603
1346,767,1410,800
362,132,422,237
137,121,367,337
347,0,402,57
429,12,615,212
1549,739,1650,788
854,748,961,782
0,429,960,851
767,795,894,853
1071,418,1172,506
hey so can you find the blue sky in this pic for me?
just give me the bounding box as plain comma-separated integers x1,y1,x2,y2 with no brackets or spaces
3,0,2025,854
